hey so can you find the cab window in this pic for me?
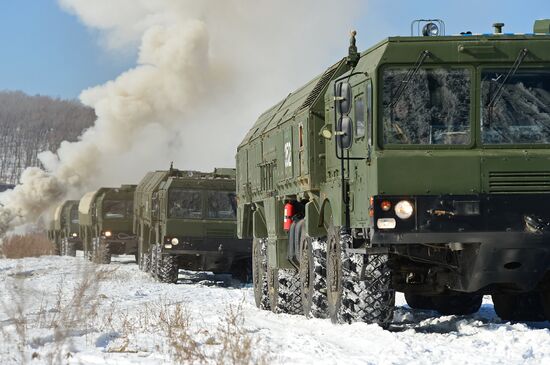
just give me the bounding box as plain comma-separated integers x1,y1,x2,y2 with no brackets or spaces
168,189,202,219
103,200,132,219
354,95,365,138
481,69,550,144
382,67,472,145
206,191,237,219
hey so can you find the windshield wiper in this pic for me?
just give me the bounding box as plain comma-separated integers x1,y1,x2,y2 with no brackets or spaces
485,48,529,126
389,50,430,109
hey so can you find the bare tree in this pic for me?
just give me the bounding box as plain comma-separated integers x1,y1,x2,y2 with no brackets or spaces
0,91,95,184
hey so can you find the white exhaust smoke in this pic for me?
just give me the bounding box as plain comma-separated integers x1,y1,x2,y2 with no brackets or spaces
0,0,363,234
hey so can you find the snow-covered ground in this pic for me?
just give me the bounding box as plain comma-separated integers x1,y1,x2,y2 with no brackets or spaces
1,254,550,365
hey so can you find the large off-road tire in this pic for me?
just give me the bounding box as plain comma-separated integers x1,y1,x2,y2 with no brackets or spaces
63,239,76,257
299,234,328,318
93,239,111,264
268,266,303,315
138,250,151,272
326,224,395,328
405,293,437,310
54,242,61,256
431,294,482,315
252,238,270,310
157,252,179,284
150,244,159,278
492,292,546,321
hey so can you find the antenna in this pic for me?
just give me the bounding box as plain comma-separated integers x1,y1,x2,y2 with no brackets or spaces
346,30,360,67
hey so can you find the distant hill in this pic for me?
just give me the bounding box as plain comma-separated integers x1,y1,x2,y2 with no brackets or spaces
0,91,95,184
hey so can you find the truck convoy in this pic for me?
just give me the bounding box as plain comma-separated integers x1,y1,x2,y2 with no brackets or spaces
46,167,252,284
78,185,138,264
236,19,550,327
47,200,81,256
41,18,550,329
134,166,252,283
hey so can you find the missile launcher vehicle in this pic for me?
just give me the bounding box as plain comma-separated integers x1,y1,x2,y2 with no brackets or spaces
134,166,252,283
237,19,550,327
79,185,137,264
47,200,81,256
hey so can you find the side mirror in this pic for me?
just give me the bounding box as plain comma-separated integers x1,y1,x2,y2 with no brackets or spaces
336,116,353,149
335,82,352,115
320,125,333,140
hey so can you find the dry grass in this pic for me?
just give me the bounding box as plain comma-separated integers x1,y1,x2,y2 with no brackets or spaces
215,302,268,365
0,233,54,259
0,259,268,364
0,264,115,364
105,299,268,365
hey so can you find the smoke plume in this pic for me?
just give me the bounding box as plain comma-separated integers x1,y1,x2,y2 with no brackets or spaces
0,0,363,234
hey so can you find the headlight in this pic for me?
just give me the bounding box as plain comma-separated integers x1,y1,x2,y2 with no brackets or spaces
72,233,78,237
104,230,112,237
395,200,414,219
171,238,179,245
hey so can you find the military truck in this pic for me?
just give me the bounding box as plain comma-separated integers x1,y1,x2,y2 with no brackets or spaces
47,200,82,256
79,185,137,264
237,20,550,327
134,166,252,283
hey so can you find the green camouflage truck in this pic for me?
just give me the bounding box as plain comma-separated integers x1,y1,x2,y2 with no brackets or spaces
47,200,81,256
134,166,252,283
78,184,137,264
237,20,550,327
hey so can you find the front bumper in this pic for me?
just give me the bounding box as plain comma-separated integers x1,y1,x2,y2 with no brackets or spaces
161,236,251,256
371,194,550,293
100,237,138,255
160,236,252,272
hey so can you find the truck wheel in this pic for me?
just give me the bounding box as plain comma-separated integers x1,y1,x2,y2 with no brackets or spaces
326,224,395,328
404,293,436,310
60,239,66,256
54,242,61,256
252,238,270,310
158,254,179,283
93,239,111,264
99,243,112,264
299,235,328,318
139,251,151,272
431,294,482,315
268,267,302,315
151,245,159,278
492,292,546,321
65,240,76,257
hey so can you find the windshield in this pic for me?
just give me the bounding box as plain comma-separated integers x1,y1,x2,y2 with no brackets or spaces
481,69,550,144
168,189,202,219
103,200,133,219
206,191,237,220
382,67,472,145
70,205,79,224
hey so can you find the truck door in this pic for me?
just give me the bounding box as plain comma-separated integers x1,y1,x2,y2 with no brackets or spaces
348,79,373,226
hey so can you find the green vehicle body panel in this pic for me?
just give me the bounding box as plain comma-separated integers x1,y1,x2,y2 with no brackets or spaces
47,200,80,249
78,184,137,255
236,30,550,273
134,167,251,272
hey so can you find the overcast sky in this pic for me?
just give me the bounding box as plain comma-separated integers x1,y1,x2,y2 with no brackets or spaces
0,0,548,99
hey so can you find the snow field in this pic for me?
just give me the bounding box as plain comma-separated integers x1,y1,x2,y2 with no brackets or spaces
0,254,549,364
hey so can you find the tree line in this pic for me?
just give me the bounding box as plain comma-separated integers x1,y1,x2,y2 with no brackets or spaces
0,91,95,184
